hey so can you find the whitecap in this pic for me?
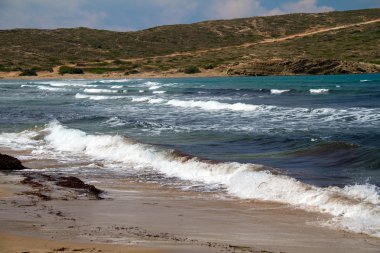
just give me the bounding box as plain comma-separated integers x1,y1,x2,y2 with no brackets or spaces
270,89,290,94
83,88,118,94
75,93,124,100
153,91,166,94
310,89,329,94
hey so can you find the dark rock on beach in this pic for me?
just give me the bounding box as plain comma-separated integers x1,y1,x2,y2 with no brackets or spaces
0,153,27,171
56,176,103,199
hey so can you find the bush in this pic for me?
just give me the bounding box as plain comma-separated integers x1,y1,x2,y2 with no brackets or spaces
203,63,215,69
184,66,201,74
19,69,37,76
125,69,139,75
59,66,84,75
113,59,123,65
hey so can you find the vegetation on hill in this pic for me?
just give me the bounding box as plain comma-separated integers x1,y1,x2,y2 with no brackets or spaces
0,8,379,76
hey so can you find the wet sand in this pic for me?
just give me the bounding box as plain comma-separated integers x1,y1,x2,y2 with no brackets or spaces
1,151,380,253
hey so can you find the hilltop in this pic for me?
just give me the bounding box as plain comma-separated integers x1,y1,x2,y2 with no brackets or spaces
0,8,379,78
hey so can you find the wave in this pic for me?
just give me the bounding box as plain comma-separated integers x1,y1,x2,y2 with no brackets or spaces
75,93,125,100
153,91,166,94
37,86,68,92
270,89,290,94
110,85,123,89
360,80,372,83
99,79,131,83
149,86,162,90
36,81,98,88
1,121,379,237
83,88,118,94
131,97,164,104
310,89,329,94
166,99,269,112
102,117,126,127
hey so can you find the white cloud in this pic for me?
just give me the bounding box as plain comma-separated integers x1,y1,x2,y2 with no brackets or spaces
204,0,334,20
151,0,199,25
279,0,335,14
206,0,267,20
0,0,106,29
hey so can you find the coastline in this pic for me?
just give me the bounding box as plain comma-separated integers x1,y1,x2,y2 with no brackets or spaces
0,69,229,80
1,150,380,253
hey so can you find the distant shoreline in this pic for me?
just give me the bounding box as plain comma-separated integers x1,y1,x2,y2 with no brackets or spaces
1,69,379,80
0,69,228,80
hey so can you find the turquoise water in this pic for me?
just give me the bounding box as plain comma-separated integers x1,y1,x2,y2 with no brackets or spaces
1,74,379,187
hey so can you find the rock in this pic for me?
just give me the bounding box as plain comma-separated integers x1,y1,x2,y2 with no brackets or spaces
56,176,103,199
0,153,26,171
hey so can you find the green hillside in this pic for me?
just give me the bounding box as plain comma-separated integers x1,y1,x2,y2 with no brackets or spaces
0,8,379,76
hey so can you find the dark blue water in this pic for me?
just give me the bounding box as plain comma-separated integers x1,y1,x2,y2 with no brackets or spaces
1,74,380,187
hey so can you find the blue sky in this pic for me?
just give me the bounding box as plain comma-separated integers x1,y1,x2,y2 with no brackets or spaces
0,0,379,31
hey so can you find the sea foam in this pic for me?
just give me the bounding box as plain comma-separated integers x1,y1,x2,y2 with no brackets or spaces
83,88,118,94
271,89,290,94
310,89,329,94
166,99,268,112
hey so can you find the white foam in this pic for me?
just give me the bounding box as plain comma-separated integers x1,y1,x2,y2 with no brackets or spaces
21,84,36,88
84,88,117,94
271,89,290,94
148,98,165,104
139,90,145,93
37,81,98,88
153,91,166,94
103,117,126,127
99,79,131,83
360,80,371,83
75,93,124,100
111,85,123,89
131,97,150,102
37,86,68,92
166,99,267,112
149,86,161,90
310,89,329,94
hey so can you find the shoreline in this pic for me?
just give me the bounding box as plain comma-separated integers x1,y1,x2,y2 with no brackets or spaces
0,69,229,80
1,150,380,253
1,70,379,81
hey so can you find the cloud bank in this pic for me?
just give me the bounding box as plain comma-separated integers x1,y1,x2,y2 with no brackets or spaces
0,0,373,30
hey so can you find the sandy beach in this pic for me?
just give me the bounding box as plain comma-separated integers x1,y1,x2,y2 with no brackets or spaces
1,148,380,253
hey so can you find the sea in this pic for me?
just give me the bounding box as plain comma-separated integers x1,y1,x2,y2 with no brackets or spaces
0,74,379,237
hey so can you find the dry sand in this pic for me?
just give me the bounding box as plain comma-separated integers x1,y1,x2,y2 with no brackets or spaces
0,68,228,80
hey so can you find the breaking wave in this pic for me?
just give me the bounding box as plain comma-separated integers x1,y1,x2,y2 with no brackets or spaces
1,121,379,237
83,88,118,94
310,89,329,94
271,89,290,94
75,93,125,100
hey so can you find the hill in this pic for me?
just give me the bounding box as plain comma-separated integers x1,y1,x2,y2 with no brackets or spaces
0,8,379,77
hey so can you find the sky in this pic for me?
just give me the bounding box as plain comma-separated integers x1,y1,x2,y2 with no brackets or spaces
0,0,379,31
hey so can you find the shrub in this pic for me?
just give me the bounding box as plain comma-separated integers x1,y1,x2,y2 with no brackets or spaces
203,63,215,69
184,66,201,74
19,69,37,76
113,59,123,65
125,69,139,75
59,66,84,75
